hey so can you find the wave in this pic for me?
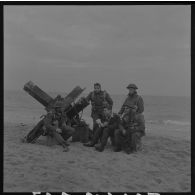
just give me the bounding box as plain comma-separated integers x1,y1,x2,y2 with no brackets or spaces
147,120,191,126
163,120,191,126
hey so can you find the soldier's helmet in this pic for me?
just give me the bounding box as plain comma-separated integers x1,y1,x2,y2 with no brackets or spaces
126,83,138,89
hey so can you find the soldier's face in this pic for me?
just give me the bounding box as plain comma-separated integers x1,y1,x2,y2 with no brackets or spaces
128,88,135,95
103,108,111,117
94,85,101,93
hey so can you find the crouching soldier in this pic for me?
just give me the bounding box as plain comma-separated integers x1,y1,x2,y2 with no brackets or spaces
84,106,120,152
43,101,75,152
114,105,145,154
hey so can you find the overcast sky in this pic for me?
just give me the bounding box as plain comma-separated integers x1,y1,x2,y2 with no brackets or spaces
4,5,190,97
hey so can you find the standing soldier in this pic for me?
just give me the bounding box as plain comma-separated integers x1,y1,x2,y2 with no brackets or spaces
85,83,113,135
118,83,144,117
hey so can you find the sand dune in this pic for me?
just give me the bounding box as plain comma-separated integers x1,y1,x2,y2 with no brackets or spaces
4,121,191,192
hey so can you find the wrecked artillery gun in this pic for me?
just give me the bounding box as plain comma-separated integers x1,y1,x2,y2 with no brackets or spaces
22,81,90,143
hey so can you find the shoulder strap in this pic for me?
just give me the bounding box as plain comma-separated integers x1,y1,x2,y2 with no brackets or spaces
91,91,95,101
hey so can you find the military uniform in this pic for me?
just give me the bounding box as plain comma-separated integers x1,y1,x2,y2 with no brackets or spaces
114,113,145,154
84,112,120,151
86,90,113,131
118,84,144,115
43,104,75,151
95,113,121,152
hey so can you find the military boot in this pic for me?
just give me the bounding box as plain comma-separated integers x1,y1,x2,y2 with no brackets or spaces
83,141,95,147
95,143,105,152
62,144,69,152
124,147,132,154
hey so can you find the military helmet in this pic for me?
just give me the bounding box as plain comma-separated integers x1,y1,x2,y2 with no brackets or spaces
126,83,138,89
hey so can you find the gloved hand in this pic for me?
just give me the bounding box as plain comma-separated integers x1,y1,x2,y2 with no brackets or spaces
56,128,62,133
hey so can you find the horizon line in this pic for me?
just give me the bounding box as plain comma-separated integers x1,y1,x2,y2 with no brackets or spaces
4,89,191,98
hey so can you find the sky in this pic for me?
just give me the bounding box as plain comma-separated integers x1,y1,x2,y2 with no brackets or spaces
4,5,191,97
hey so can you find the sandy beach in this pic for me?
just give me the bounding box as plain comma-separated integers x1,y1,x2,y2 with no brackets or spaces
4,117,191,192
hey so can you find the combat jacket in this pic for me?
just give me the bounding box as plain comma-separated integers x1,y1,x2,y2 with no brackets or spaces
86,90,113,111
118,92,144,115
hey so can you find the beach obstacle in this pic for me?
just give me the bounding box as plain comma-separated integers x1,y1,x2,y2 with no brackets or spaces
22,81,89,143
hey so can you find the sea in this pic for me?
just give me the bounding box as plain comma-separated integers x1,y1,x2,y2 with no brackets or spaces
4,90,191,130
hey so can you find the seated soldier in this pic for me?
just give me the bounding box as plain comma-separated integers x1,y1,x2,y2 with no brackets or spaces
83,106,120,152
43,101,75,152
114,105,145,154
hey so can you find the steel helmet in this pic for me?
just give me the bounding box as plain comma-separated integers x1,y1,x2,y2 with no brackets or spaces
126,83,138,89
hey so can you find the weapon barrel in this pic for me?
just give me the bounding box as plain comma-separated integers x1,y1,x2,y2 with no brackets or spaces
24,81,54,107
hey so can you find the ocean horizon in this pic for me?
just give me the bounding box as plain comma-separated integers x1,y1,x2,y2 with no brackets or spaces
4,89,191,128
3,88,191,98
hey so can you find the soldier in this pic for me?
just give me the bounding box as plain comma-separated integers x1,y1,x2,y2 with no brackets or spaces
118,83,144,117
114,106,145,154
83,106,120,152
85,83,113,134
43,101,75,152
